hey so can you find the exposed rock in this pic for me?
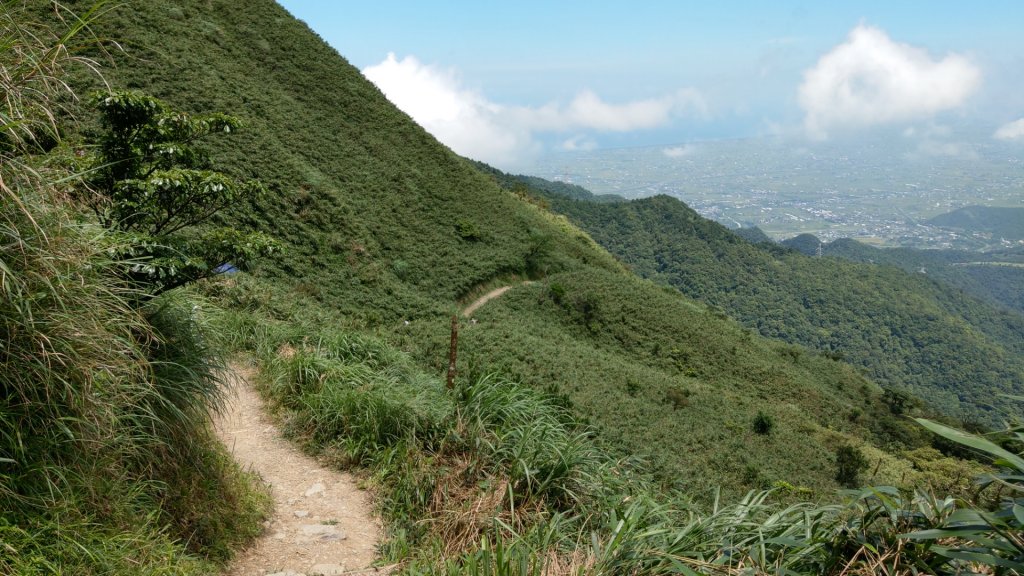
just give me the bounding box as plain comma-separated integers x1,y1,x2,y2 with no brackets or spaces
304,482,326,497
298,523,348,543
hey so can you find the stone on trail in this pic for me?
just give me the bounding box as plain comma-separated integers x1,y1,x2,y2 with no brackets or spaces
298,523,348,543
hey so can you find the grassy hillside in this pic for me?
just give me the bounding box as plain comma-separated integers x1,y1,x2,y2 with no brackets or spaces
50,0,954,501
397,269,940,498
483,168,1024,425
220,311,1018,575
65,0,620,324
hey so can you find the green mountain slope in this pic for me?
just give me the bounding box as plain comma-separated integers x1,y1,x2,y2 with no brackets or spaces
484,169,1024,425
62,0,619,324
57,0,962,500
398,268,928,497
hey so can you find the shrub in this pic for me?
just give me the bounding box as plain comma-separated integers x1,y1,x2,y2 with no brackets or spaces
0,4,268,570
665,387,691,410
753,410,774,435
456,219,482,240
85,90,277,297
548,281,566,305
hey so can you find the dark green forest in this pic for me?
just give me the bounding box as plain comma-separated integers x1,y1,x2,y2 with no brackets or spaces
811,237,1024,315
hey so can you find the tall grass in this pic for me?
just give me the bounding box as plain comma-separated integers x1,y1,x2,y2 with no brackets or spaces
230,312,1022,575
0,0,110,154
1,2,268,571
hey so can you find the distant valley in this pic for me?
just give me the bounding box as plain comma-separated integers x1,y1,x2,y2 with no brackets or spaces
480,163,1024,426
532,135,1024,250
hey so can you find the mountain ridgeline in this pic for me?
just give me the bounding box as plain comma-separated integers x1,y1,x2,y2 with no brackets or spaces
479,165,1024,426
52,0,975,501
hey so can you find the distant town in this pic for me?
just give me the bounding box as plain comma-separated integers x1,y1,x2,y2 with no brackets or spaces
533,132,1024,251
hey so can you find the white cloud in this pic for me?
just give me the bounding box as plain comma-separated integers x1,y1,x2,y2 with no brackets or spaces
362,53,538,168
994,119,1024,140
362,53,705,169
662,144,696,158
561,136,598,151
798,25,980,139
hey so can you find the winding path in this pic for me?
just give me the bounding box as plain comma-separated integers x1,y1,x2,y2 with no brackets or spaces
461,282,533,317
214,364,384,576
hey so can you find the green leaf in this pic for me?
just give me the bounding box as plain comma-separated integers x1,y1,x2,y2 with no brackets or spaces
669,560,702,576
763,537,807,547
902,527,990,540
914,418,1024,471
933,547,1023,569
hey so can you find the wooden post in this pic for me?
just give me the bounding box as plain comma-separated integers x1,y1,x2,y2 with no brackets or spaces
446,314,458,389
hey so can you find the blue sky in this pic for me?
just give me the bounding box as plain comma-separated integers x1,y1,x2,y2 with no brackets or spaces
278,1,1024,169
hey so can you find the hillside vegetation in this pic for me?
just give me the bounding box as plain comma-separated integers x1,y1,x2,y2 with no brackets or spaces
1,4,268,573
220,311,1022,575
488,168,1024,425
927,205,1024,241
15,0,1022,573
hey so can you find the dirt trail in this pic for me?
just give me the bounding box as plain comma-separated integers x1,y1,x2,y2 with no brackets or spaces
215,364,384,576
461,282,533,317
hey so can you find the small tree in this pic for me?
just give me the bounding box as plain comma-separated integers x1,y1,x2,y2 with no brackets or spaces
86,90,276,296
835,443,868,487
883,388,912,415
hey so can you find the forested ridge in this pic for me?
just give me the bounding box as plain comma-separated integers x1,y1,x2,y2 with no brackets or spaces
809,236,1024,315
55,0,944,497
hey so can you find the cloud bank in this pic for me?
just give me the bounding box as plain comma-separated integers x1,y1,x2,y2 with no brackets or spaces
799,25,980,139
363,53,706,168
994,119,1024,140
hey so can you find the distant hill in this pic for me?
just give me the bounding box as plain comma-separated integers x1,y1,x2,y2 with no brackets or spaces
472,161,626,203
488,169,1024,425
927,205,1024,240
782,233,824,255
61,0,954,500
732,226,774,244
821,239,1024,315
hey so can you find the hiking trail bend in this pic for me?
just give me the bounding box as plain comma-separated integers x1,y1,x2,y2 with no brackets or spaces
215,364,385,576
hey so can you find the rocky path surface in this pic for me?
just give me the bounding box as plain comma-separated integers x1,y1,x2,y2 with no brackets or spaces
215,364,384,576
